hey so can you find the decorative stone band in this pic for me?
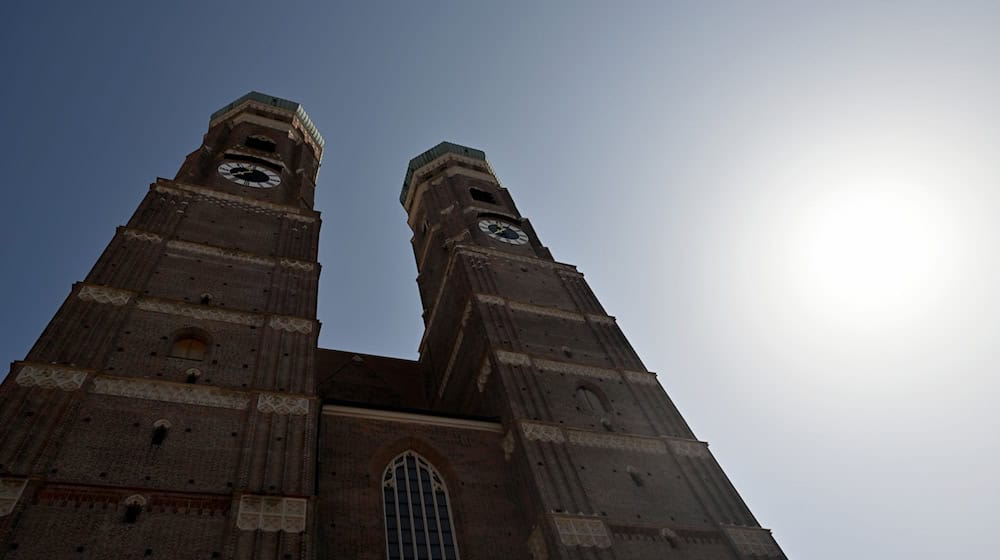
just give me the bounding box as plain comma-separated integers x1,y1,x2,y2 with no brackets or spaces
566,430,668,454
14,363,89,391
236,495,308,533
723,526,784,558
278,258,315,271
167,239,272,266
122,229,163,243
458,245,581,274
495,350,659,387
668,439,711,458
520,421,681,455
520,422,566,443
527,526,548,560
0,478,28,517
257,393,310,415
137,298,264,327
154,182,316,223
474,293,617,324
91,376,251,410
78,285,133,306
552,515,612,548
269,315,314,334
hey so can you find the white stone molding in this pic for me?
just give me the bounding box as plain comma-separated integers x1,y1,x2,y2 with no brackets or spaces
521,422,565,443
257,393,310,415
586,314,617,325
77,285,133,306
496,351,532,367
534,359,618,381
475,293,506,306
122,229,163,243
236,495,308,533
0,478,28,517
500,429,515,461
552,516,611,548
508,301,585,322
323,404,502,432
566,430,668,454
155,182,315,222
14,364,88,391
137,298,264,327
268,315,313,334
458,246,580,274
724,527,782,557
284,213,315,223
278,258,315,271
622,370,659,385
527,526,548,559
668,439,711,458
91,377,251,410
152,419,172,429
167,240,272,266
476,359,492,393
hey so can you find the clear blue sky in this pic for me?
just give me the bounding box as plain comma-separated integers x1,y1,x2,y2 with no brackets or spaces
3,2,999,558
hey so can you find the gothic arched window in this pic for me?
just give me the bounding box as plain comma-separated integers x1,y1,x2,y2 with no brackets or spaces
383,451,459,560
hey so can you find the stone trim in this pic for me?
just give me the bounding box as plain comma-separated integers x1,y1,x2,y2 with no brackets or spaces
437,300,472,398
668,439,711,458
322,404,503,433
520,422,565,443
138,298,264,327
122,229,163,243
519,421,683,455
154,181,316,222
167,239,272,266
474,293,614,324
457,246,581,274
0,478,28,517
566,430,668,454
723,526,783,557
494,350,659,386
78,285,133,306
236,494,308,533
278,258,315,271
14,363,89,391
552,515,611,548
268,315,314,334
257,393,310,415
91,376,251,410
622,370,659,385
527,525,548,559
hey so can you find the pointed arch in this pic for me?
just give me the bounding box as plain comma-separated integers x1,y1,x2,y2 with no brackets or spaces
382,450,460,560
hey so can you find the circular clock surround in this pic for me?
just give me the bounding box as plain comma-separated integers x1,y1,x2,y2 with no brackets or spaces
478,218,529,245
218,162,281,188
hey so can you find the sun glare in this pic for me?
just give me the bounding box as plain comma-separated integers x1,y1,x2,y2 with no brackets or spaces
789,185,955,330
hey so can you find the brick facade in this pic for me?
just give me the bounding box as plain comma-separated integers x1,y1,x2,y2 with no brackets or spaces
0,93,784,559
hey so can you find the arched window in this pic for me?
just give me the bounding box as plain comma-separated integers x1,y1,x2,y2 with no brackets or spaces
469,187,497,204
383,451,459,560
245,135,276,152
171,337,207,361
576,386,605,414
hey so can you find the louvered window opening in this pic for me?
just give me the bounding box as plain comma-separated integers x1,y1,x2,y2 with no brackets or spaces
383,451,459,560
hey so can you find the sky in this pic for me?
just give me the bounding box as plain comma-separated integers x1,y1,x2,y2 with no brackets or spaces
2,1,999,558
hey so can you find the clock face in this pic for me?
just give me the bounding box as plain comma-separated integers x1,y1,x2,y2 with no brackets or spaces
218,162,281,188
479,219,529,245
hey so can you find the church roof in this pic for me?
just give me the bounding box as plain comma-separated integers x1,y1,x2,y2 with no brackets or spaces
210,91,324,150
400,141,488,206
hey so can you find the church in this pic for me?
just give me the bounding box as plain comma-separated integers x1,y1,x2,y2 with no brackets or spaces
0,92,785,559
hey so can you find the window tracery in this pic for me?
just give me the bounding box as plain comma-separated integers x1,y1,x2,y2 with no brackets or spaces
383,451,459,560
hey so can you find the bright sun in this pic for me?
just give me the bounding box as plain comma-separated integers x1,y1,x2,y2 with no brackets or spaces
788,185,956,330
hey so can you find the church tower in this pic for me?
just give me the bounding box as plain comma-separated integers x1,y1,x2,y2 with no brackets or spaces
0,92,324,559
396,142,786,559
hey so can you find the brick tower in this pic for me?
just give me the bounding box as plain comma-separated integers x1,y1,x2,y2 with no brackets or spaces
0,95,786,560
0,92,324,559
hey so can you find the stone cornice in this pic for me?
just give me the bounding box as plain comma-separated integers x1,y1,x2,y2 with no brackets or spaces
153,180,317,223
13,362,93,391
119,227,316,272
322,404,503,433
90,374,314,415
74,283,316,334
517,420,706,456
493,349,659,386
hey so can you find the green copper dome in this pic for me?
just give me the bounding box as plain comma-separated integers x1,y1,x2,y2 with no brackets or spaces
400,142,487,206
210,91,324,150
